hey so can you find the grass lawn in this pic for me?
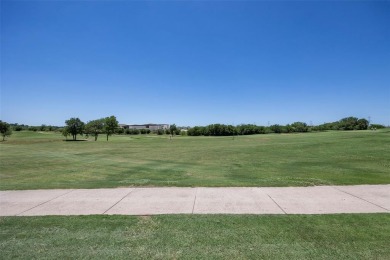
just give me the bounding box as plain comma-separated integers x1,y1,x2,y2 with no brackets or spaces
0,214,389,259
0,130,389,190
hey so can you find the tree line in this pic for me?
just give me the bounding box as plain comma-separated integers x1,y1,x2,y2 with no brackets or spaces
62,116,119,141
62,117,179,140
117,125,181,136
187,117,382,136
0,116,387,141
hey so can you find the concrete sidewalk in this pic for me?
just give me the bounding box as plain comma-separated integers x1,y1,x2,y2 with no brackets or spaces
0,185,389,216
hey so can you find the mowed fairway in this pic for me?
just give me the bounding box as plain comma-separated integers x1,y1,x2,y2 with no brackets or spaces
0,130,389,190
1,214,389,259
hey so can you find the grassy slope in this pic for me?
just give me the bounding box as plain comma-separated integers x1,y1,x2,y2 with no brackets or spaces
1,214,389,259
0,130,389,190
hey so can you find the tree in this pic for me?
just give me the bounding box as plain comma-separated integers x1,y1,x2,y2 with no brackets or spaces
357,119,369,130
85,119,104,141
62,128,70,140
169,124,177,136
0,121,12,141
270,124,282,133
338,117,358,130
65,117,85,141
187,126,204,136
290,122,309,132
104,116,118,141
369,124,385,130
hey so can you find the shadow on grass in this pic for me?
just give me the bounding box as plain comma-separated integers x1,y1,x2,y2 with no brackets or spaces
63,139,88,142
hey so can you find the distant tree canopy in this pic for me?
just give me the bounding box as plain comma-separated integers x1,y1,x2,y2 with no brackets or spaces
313,117,370,131
269,124,283,134
63,116,119,141
65,118,85,141
6,115,380,140
104,116,119,141
187,117,373,136
169,124,177,136
85,119,104,141
287,122,309,133
0,121,12,141
369,124,386,129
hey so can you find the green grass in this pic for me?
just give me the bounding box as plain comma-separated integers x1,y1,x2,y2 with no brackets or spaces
1,214,389,259
0,130,389,190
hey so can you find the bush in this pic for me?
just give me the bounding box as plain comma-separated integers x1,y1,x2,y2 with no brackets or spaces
270,124,282,133
116,128,125,135
370,124,386,130
13,125,23,131
187,126,204,136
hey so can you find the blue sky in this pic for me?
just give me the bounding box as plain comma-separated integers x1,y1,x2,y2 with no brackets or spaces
1,0,389,126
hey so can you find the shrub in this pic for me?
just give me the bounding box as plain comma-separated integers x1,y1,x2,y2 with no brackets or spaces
13,125,23,131
116,128,125,135
370,124,386,130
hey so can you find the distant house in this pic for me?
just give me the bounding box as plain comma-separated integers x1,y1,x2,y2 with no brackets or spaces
119,123,170,131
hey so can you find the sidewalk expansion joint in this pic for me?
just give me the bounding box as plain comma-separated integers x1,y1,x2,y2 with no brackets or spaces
267,194,287,214
16,189,75,216
103,188,135,214
332,186,389,212
191,188,198,214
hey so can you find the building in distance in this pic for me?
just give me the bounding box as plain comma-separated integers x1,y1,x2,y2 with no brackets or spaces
119,123,170,131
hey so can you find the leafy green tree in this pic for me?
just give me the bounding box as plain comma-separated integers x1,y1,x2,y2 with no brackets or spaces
0,121,12,141
116,128,125,135
338,117,358,130
187,126,204,136
356,119,369,130
65,117,85,141
13,124,23,131
270,124,282,133
104,116,118,141
369,124,385,129
62,128,70,140
85,119,104,141
169,124,177,136
290,122,309,132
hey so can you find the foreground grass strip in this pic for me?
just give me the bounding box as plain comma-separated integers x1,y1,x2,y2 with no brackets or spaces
1,130,389,189
0,214,389,259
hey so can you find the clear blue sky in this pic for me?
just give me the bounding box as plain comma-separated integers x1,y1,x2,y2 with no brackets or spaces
1,0,389,126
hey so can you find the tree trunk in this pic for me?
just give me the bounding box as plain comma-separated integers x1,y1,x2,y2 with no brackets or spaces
95,135,98,141
106,134,108,141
